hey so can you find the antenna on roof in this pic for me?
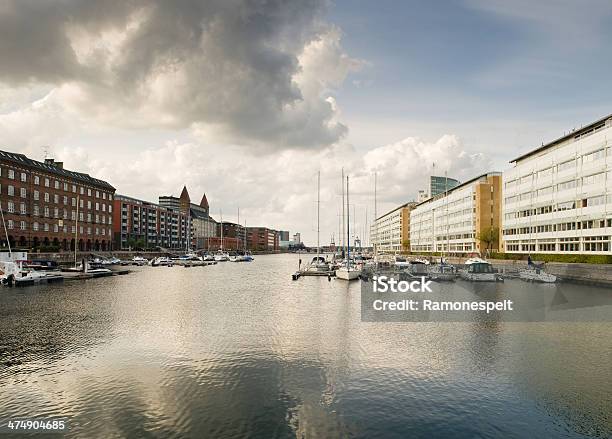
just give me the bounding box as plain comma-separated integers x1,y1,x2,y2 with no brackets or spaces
41,146,50,159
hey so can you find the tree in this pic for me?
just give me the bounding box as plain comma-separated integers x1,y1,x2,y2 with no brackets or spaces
477,227,499,252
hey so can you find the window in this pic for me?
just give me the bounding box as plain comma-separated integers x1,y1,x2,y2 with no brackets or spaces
33,205,39,216
20,172,26,182
80,187,84,195
583,173,605,186
20,221,26,230
63,182,68,191
72,197,76,207
54,180,59,189
53,224,58,233
557,180,576,191
72,185,77,193
53,194,59,203
87,189,92,196
33,222,39,231
20,187,26,198
87,201,91,209
63,196,68,205
582,149,605,163
95,190,99,198
7,202,14,213
34,176,40,185
44,192,50,202
44,178,50,187
7,220,13,229
44,223,49,232
44,206,49,217
34,190,39,200
558,159,574,172
8,169,14,179
20,203,26,214
8,185,14,196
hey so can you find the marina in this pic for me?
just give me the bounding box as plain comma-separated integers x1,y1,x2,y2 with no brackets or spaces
0,253,609,438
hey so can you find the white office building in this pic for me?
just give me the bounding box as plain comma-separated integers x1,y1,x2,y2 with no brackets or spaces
502,114,612,254
410,173,502,254
371,202,415,253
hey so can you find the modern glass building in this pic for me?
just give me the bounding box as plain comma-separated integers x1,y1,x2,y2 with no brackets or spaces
430,175,460,196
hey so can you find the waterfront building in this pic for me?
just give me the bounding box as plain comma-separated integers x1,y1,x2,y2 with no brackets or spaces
247,227,279,251
502,114,612,254
430,175,460,197
370,202,416,253
189,194,217,249
417,190,429,203
113,195,191,250
0,151,115,251
411,172,502,254
292,232,301,245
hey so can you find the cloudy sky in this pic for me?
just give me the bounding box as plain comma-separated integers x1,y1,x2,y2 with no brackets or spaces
1,0,611,245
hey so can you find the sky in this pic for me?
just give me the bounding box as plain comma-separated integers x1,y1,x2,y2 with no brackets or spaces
1,0,611,246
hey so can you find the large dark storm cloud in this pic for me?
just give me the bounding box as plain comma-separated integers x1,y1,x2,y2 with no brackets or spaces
0,0,354,148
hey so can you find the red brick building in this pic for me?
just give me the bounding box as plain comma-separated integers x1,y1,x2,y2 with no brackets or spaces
113,194,192,250
246,227,279,251
0,151,115,252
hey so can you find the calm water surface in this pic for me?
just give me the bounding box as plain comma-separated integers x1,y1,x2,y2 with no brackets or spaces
0,254,610,438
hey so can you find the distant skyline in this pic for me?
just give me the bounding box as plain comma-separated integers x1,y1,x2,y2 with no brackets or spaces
1,1,611,245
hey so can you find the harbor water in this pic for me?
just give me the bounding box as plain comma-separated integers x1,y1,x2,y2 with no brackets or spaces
0,254,610,438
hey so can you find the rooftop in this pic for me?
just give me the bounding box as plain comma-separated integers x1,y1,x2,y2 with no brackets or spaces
0,150,115,190
510,113,612,164
375,201,417,221
415,172,502,208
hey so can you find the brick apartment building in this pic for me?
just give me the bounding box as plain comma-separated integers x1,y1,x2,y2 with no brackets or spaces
113,194,192,250
246,227,279,251
0,150,115,251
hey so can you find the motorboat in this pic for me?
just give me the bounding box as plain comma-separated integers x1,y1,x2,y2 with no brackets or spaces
460,262,503,282
151,256,174,267
465,256,487,265
519,267,557,283
202,254,215,262
429,263,457,281
131,256,148,266
14,269,64,286
214,250,230,262
309,256,330,271
394,256,411,269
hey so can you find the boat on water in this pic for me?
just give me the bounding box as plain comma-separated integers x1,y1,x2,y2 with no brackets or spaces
214,250,230,262
335,173,361,281
465,256,488,265
150,256,174,267
131,256,148,266
0,259,64,286
429,263,457,281
519,267,557,283
460,261,503,282
309,255,330,271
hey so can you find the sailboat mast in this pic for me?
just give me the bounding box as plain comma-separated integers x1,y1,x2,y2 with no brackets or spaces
75,194,79,267
341,168,345,256
347,175,350,267
220,209,223,251
374,172,378,269
317,171,320,260
0,203,12,258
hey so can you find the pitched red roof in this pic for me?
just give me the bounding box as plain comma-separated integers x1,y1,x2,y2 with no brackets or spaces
200,193,209,209
179,185,190,202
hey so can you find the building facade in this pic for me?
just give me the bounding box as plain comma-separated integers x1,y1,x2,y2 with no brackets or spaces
502,114,612,254
113,195,192,250
430,175,460,197
247,227,279,251
371,202,416,253
190,194,217,249
0,152,115,251
411,172,502,254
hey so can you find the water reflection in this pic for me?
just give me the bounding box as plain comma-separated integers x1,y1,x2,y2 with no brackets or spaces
0,254,609,438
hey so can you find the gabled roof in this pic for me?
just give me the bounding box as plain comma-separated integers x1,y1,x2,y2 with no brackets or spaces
200,193,209,209
179,186,190,202
0,149,115,190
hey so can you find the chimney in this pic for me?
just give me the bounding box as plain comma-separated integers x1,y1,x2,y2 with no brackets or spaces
55,161,63,169
44,158,54,165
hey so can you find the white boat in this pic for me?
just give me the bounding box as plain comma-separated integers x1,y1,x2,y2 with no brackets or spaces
465,257,487,265
429,264,457,281
309,256,330,271
335,174,361,281
460,262,503,282
214,250,230,262
335,265,361,280
131,256,148,266
151,256,174,267
519,267,557,283
14,269,64,286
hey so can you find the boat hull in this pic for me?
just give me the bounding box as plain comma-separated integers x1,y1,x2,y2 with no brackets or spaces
335,268,360,280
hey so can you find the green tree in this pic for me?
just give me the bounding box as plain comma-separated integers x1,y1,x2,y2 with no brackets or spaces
477,227,499,251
